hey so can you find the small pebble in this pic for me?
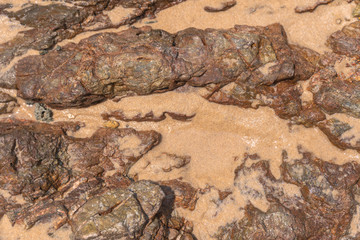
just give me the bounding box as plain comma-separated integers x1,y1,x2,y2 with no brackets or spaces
39,50,48,55
145,20,158,24
336,18,342,25
34,103,53,122
103,120,119,129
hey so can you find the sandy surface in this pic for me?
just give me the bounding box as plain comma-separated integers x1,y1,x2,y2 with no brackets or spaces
1,0,360,239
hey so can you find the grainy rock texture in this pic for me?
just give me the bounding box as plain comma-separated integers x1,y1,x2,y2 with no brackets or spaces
310,66,360,118
14,24,315,108
216,150,360,239
327,21,360,57
0,120,199,239
0,91,18,114
0,119,159,202
70,181,164,240
0,0,187,88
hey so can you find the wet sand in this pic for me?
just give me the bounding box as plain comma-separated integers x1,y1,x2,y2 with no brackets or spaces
1,0,360,239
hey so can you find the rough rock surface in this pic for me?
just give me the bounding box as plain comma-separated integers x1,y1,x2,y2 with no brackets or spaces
310,66,360,118
327,21,360,57
0,120,200,239
70,181,164,240
216,150,360,239
0,119,160,200
0,1,186,60
102,110,195,122
0,119,158,198
14,23,314,108
216,203,305,240
317,118,359,150
0,91,18,114
0,0,187,88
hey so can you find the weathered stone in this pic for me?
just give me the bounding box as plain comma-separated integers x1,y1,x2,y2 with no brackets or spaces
327,21,360,57
310,67,360,118
0,91,18,114
34,103,53,122
14,24,312,108
215,203,305,240
0,194,6,219
0,0,186,67
217,150,360,239
0,1,187,89
317,118,360,150
160,179,198,211
0,119,160,200
102,110,195,122
70,180,164,240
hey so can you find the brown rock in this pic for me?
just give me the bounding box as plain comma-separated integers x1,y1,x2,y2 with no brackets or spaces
160,179,198,211
0,0,187,69
218,149,360,239
0,91,18,114
317,118,360,150
14,24,313,108
102,110,195,122
309,66,360,118
0,119,160,200
216,203,305,240
327,21,360,57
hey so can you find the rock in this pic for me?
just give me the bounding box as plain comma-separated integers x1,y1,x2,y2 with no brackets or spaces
353,3,360,17
160,179,198,211
34,103,53,122
0,1,187,88
0,91,18,114
128,180,165,218
317,118,360,150
103,120,119,128
0,120,174,238
280,151,359,239
327,21,360,57
215,203,305,240
0,0,186,67
0,194,6,219
216,149,360,239
206,44,320,122
0,66,16,88
142,153,191,174
70,181,164,240
309,66,360,118
102,110,195,122
0,119,160,200
67,127,161,177
71,181,164,240
14,24,314,108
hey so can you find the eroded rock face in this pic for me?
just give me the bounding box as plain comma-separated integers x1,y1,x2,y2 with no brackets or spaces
216,150,360,239
317,118,360,150
310,66,360,118
0,91,18,114
0,0,187,88
70,181,164,240
160,179,198,211
0,120,160,200
327,21,360,57
216,203,305,240
0,120,200,239
14,23,314,108
0,1,186,63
